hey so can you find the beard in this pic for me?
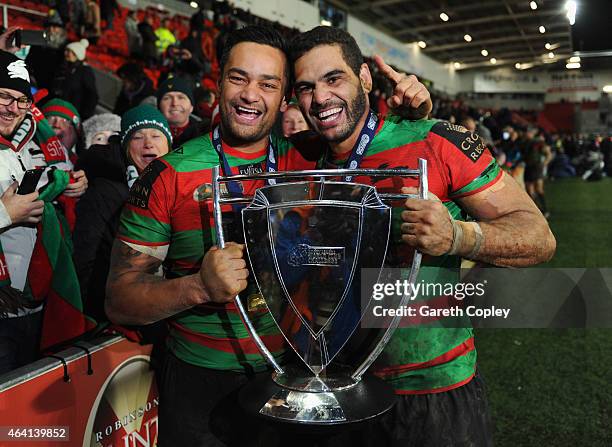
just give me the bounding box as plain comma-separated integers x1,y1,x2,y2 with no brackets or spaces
48,30,67,49
310,87,368,144
0,111,26,139
219,101,273,146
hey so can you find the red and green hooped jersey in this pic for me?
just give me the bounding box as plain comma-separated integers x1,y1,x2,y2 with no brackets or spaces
117,132,314,372
322,115,502,394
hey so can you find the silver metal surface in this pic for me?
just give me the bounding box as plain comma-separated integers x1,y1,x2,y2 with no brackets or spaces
211,166,284,375
218,168,420,182
260,389,346,423
272,364,358,392
351,158,429,380
243,181,391,375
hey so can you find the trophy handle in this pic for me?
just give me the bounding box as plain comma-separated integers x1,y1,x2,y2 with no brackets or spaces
211,166,285,375
351,158,428,381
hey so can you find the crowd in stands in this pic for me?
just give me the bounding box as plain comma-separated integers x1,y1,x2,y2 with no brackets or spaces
0,0,609,376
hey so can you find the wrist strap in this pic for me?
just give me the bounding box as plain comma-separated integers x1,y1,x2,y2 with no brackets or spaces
466,222,484,259
447,219,463,256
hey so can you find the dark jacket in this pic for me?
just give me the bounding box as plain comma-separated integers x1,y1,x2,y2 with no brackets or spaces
113,77,155,116
172,117,210,148
73,136,128,321
26,44,65,90
138,21,158,61
51,61,99,120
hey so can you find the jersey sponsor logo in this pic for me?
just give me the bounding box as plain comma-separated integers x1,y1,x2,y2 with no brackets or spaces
431,121,486,163
127,159,167,209
237,162,264,176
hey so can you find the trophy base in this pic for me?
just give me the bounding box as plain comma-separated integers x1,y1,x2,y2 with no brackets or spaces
239,372,396,425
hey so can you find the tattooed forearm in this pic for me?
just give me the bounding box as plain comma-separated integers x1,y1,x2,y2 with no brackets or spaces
105,240,208,325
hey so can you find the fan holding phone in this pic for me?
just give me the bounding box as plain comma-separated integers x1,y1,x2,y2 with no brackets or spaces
0,50,92,373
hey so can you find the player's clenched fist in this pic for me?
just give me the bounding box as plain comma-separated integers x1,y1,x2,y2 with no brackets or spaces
400,187,454,256
200,242,249,303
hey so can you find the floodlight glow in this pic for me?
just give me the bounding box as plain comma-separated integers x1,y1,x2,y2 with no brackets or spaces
566,1,577,25
440,12,449,21
464,34,472,42
418,41,427,48
481,49,488,56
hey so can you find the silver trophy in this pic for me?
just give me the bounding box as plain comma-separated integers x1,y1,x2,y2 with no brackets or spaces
211,160,428,424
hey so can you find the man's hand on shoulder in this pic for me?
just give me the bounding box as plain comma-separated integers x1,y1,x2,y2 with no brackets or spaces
200,242,249,303
0,182,44,226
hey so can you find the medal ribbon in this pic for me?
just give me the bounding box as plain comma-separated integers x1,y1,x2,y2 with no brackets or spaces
212,125,278,212
318,110,378,181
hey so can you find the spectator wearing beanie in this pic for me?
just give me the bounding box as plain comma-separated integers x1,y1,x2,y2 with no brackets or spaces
51,39,98,120
157,77,206,148
83,113,121,149
41,98,85,158
0,51,89,373
73,105,171,321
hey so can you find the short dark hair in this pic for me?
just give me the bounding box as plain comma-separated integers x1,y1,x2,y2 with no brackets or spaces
219,26,290,97
289,26,363,77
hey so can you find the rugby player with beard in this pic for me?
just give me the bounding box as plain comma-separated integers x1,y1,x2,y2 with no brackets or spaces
107,25,433,446
289,26,556,446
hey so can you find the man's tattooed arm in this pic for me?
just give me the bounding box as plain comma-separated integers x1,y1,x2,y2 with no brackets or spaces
105,240,208,325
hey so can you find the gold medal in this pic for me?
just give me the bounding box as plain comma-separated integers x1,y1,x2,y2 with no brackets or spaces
247,293,267,312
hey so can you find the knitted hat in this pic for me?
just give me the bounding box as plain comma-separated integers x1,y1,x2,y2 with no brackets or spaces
83,113,121,148
44,9,64,27
66,39,89,61
121,104,172,148
156,76,194,106
0,51,32,100
42,98,81,129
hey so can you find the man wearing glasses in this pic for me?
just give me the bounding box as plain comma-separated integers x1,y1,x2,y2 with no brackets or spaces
0,51,87,373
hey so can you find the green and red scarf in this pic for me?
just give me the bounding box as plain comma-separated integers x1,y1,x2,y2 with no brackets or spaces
0,106,95,350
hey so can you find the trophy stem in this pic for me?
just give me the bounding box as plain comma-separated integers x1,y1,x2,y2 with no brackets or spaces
211,165,284,375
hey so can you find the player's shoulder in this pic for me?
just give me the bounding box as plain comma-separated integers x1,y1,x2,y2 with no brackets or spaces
379,114,437,143
270,131,293,156
161,133,220,170
427,120,487,164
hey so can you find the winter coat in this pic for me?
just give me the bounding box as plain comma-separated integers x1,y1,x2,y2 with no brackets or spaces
73,135,128,321
51,61,99,120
